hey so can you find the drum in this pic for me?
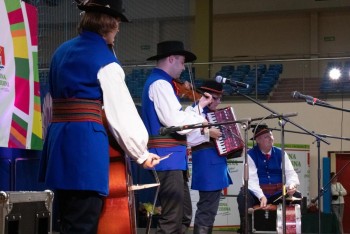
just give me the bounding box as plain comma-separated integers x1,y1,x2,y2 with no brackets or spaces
276,204,301,234
252,205,277,233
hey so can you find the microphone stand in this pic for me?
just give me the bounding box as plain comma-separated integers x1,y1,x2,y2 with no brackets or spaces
231,87,330,234
306,100,350,113
302,97,350,233
279,116,287,234
310,160,350,205
159,113,296,234
159,113,298,136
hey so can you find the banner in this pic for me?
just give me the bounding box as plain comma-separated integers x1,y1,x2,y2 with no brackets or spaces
0,0,42,149
188,144,310,228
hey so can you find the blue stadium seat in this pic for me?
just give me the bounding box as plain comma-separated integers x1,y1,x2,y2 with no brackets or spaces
236,64,251,75
257,83,272,95
268,63,283,74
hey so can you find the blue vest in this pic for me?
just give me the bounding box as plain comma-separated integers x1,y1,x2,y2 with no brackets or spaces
141,68,187,171
39,31,118,196
191,108,233,191
248,145,283,185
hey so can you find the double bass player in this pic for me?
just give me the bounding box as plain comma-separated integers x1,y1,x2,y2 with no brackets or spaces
39,1,160,233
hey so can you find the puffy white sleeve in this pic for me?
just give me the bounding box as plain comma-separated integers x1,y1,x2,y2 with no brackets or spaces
247,154,265,200
149,79,205,135
185,105,210,147
98,62,149,164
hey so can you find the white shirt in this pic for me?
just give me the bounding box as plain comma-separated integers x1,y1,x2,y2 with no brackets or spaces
98,62,149,164
247,149,300,200
148,79,206,133
331,182,347,204
185,104,210,146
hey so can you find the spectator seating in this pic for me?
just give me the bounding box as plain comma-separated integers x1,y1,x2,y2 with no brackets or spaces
125,63,284,100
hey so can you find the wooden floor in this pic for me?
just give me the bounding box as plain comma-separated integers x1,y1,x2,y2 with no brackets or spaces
137,228,237,234
53,228,238,234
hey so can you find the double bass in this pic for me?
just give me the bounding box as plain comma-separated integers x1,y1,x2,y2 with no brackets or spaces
97,44,137,233
97,111,137,234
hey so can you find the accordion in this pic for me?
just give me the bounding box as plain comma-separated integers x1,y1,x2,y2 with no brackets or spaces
206,106,244,159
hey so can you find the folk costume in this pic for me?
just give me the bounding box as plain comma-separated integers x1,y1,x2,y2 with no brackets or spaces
141,41,205,233
186,80,233,233
39,1,151,233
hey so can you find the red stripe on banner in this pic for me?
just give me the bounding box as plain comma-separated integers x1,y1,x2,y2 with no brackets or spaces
11,120,27,138
34,81,40,96
24,2,38,46
14,76,30,114
8,8,24,25
8,136,25,148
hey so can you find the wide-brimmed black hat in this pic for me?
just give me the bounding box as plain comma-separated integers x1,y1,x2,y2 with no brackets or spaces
198,80,223,94
147,41,197,63
251,124,271,140
77,0,129,22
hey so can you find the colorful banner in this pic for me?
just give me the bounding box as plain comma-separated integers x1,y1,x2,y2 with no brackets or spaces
0,0,42,149
188,144,310,229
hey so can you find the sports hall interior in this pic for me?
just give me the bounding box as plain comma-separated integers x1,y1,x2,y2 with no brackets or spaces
3,0,350,233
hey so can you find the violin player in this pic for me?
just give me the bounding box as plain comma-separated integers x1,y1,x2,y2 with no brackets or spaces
141,40,213,233
39,1,161,233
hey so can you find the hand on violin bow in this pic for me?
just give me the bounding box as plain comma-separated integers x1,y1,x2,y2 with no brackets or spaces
142,153,160,169
198,92,213,109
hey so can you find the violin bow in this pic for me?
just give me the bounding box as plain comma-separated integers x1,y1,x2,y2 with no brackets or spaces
186,63,202,114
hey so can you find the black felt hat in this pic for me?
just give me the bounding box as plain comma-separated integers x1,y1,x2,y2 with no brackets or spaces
146,41,197,63
77,0,129,22
251,124,271,140
198,80,223,94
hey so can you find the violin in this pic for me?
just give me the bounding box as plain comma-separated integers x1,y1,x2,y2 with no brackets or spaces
173,79,205,102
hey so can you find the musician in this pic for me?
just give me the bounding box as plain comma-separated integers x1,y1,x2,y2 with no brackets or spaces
236,124,301,233
141,40,213,233
39,1,161,233
185,80,233,234
330,172,347,234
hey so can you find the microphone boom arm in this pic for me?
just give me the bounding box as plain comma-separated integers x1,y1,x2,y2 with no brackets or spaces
159,113,297,135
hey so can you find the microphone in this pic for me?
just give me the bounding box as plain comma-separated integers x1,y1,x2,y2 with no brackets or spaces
215,76,249,89
291,91,329,106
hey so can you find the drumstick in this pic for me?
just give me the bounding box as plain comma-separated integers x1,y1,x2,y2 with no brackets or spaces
248,204,273,214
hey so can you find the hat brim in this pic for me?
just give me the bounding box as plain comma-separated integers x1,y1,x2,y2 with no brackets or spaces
250,128,271,140
147,50,197,63
78,5,129,22
198,87,223,95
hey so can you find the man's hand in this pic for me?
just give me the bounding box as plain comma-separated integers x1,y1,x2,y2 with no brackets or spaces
286,184,297,197
142,153,160,169
198,92,213,108
260,196,268,208
209,127,222,139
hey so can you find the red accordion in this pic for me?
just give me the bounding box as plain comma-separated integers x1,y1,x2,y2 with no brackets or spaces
207,107,244,159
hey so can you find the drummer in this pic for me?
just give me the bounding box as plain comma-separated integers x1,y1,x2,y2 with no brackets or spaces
236,124,301,233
